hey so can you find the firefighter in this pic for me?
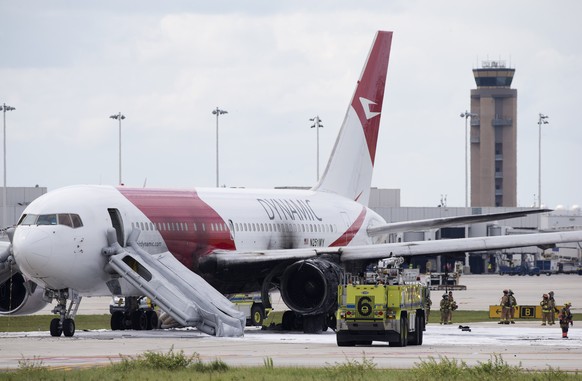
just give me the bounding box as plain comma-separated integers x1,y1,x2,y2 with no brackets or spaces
425,292,432,321
540,294,551,326
447,291,458,323
440,294,452,324
499,289,510,324
548,291,556,325
508,289,517,324
558,302,573,339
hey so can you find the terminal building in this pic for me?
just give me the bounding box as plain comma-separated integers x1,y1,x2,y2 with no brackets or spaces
369,188,582,275
0,186,47,231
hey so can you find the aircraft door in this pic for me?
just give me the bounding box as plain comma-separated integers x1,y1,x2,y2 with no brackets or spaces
228,219,235,240
108,208,125,247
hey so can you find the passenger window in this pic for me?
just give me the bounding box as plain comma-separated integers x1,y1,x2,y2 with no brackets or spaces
58,214,73,227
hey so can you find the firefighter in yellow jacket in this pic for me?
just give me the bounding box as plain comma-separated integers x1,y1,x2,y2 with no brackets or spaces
548,291,556,325
440,294,453,324
540,294,551,326
558,302,573,339
508,289,517,324
499,289,510,324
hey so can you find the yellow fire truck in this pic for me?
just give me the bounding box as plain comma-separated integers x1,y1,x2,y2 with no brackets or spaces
336,258,429,347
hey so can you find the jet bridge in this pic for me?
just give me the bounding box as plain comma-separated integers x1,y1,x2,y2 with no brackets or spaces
104,229,245,337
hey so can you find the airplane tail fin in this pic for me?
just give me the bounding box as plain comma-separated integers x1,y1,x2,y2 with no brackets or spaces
313,31,392,206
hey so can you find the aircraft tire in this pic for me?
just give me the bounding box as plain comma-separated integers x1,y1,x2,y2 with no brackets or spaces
50,318,62,337
111,311,125,331
282,311,296,331
146,310,158,330
131,311,147,330
303,314,324,334
63,318,75,337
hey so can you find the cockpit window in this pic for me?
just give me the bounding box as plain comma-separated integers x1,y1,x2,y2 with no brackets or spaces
37,214,57,225
70,214,83,228
18,213,83,228
19,214,38,225
58,214,73,227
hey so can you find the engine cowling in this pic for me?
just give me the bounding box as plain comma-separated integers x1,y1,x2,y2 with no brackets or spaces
280,258,343,316
0,272,48,315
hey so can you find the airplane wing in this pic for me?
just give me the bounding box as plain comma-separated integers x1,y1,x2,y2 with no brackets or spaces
367,209,551,237
201,229,582,269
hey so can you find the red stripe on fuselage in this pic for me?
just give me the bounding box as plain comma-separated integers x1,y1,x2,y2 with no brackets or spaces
329,207,367,247
118,188,236,270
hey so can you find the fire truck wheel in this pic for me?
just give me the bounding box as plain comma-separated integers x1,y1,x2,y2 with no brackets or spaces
410,314,424,345
336,332,356,347
251,304,265,326
391,316,408,347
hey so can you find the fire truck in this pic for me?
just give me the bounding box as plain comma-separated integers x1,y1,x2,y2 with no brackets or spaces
336,258,430,347
228,293,271,327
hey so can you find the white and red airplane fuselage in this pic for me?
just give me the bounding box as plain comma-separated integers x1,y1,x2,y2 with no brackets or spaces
13,185,385,296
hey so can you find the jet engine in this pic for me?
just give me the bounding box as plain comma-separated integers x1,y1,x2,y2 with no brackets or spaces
0,272,48,315
280,257,343,316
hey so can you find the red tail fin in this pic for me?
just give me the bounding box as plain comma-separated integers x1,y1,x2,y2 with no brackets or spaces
314,31,392,205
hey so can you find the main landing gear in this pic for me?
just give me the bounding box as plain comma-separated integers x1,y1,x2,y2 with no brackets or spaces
109,296,158,331
46,289,82,337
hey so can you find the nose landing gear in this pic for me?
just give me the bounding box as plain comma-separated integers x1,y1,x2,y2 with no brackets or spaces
46,288,81,337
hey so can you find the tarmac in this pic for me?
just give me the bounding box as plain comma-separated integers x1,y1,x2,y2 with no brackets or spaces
1,274,580,371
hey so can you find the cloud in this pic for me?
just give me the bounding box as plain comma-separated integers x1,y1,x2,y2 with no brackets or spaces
1,1,581,207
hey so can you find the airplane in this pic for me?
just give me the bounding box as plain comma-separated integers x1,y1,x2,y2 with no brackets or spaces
2,30,582,338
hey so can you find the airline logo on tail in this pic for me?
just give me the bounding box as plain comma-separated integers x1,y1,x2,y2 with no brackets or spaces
359,97,381,120
351,31,392,166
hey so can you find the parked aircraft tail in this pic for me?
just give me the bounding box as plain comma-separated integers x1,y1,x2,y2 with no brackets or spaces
313,31,392,206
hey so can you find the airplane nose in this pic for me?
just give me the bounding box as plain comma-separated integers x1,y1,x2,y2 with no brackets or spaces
12,228,53,277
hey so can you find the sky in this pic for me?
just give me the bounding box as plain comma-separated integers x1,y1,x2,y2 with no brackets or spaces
1,1,581,208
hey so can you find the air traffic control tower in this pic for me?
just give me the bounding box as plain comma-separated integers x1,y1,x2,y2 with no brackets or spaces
470,60,517,207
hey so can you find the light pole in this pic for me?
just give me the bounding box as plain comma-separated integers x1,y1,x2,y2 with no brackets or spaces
2,103,15,229
460,110,477,208
537,113,549,207
212,107,228,187
109,112,125,185
310,116,324,181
